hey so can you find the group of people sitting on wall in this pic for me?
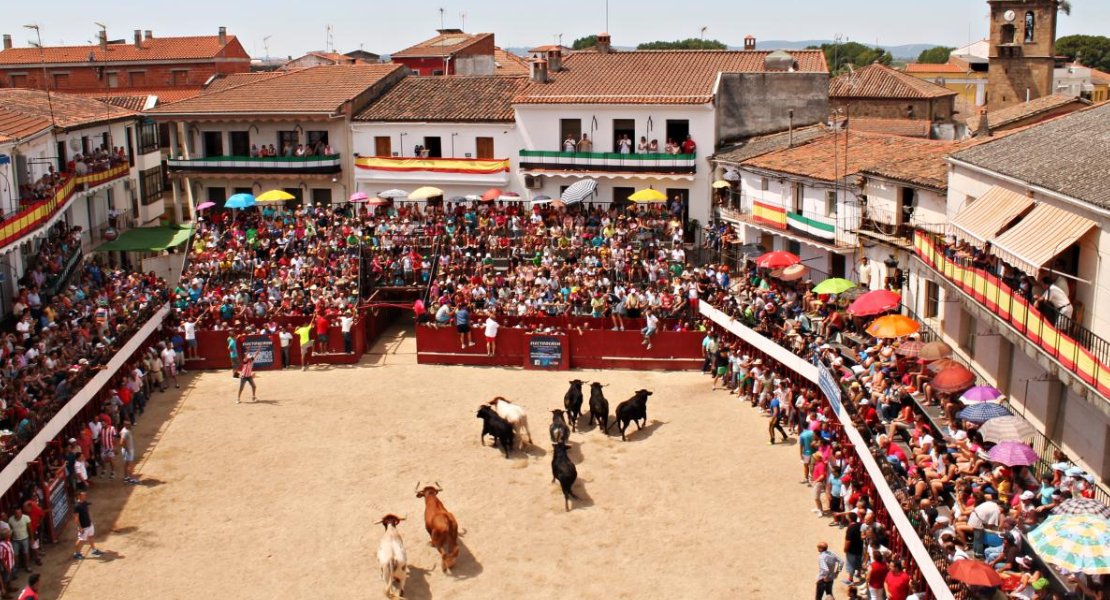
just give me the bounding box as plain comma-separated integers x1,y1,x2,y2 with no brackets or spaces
0,223,169,473
697,224,1101,600
560,133,697,155
249,140,333,158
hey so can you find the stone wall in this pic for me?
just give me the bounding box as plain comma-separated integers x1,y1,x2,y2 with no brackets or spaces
715,72,828,145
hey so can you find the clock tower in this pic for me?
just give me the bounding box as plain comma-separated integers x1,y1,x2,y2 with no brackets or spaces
986,0,1059,112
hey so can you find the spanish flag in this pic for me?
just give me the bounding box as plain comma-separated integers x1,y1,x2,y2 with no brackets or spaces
752,201,787,230
356,156,509,175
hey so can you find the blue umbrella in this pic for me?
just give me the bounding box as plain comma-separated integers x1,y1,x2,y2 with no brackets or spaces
225,193,256,209
956,403,1011,424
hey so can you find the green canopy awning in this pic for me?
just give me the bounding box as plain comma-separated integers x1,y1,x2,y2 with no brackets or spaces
95,225,193,252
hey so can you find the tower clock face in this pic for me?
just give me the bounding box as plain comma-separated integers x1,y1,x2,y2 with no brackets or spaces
1004,9,1016,21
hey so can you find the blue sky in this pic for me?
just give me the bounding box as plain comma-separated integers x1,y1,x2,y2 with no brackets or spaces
4,0,1107,58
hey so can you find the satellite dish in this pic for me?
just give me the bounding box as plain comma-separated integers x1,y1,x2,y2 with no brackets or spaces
69,138,82,151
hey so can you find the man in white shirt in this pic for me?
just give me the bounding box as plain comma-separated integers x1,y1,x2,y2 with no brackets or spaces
967,495,1001,557
160,344,179,390
641,309,659,350
279,329,293,369
483,315,500,357
183,319,198,360
340,313,355,353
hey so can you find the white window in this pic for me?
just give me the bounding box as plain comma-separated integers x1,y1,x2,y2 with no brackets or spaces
825,190,837,217
760,177,769,191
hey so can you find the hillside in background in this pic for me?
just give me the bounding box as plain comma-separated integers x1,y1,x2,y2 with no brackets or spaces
506,41,940,61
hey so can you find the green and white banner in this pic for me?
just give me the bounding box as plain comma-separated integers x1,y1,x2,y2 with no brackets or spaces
787,211,836,241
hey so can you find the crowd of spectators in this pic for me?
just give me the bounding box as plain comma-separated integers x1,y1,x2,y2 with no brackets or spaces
695,236,1104,599
249,140,334,158
17,145,128,206
1,225,168,467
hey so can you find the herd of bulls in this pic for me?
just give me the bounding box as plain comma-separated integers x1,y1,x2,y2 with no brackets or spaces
375,382,653,598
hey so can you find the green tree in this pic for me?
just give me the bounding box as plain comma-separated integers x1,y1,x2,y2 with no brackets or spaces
1057,34,1110,72
636,38,728,50
807,42,892,75
571,35,598,50
916,46,955,64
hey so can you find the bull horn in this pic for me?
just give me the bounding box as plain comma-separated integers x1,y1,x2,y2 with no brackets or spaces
434,481,443,492
414,481,422,494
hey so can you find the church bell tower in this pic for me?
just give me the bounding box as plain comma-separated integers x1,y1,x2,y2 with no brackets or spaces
986,0,1059,112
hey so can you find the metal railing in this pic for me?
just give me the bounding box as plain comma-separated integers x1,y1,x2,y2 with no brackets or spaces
914,231,1110,399
518,149,696,174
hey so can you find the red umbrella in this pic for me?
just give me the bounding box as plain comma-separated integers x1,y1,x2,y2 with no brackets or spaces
481,188,504,202
848,289,902,316
947,559,1004,587
896,340,925,357
754,251,800,270
931,364,977,393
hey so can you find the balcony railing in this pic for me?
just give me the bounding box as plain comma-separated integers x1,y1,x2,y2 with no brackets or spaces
518,150,696,174
913,231,1110,399
713,195,855,249
1,164,130,253
166,154,342,174
353,155,510,178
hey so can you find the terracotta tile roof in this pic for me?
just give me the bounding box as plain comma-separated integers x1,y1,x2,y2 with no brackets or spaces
848,117,932,138
494,48,530,76
0,35,246,66
712,125,828,164
148,64,405,115
0,89,136,133
0,107,53,140
981,93,1089,129
830,63,956,100
391,33,493,58
528,45,572,53
743,130,950,182
65,87,205,110
1089,67,1110,85
515,50,828,105
203,72,286,93
354,75,528,122
904,62,968,74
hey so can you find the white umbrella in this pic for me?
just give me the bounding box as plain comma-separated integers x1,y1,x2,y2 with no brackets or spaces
561,179,598,204
378,189,409,199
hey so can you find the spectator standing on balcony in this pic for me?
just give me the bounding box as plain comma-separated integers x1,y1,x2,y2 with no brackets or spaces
816,541,842,600
681,134,697,155
637,137,649,153
1037,273,1073,322
857,256,872,290
250,144,260,157
577,134,592,153
563,134,577,152
648,139,660,152
618,135,632,154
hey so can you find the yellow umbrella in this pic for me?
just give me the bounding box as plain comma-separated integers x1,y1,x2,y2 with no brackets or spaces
627,188,667,203
712,180,731,189
255,190,296,203
408,186,444,200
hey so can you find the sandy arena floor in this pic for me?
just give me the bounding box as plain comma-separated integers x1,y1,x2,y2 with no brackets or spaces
37,325,847,600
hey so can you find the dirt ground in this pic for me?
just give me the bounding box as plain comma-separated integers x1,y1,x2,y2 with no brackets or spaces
37,325,848,600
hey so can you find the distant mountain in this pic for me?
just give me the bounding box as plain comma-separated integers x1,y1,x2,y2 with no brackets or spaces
505,41,940,61
737,40,942,60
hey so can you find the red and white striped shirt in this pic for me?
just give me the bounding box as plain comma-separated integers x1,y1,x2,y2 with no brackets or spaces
102,426,117,452
0,540,15,571
239,359,254,378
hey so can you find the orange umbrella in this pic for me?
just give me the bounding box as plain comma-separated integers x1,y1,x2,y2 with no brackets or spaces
925,357,962,373
866,314,921,339
931,364,977,393
947,559,1004,587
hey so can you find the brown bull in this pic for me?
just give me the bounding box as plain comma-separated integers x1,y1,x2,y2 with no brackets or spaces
415,482,459,573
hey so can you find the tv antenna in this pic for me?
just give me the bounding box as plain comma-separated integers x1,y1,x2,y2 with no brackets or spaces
700,26,708,41
326,25,334,53
460,12,467,31
439,8,446,29
263,35,272,58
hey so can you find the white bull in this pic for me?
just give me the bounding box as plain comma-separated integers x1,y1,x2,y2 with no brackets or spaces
376,514,408,598
489,396,534,448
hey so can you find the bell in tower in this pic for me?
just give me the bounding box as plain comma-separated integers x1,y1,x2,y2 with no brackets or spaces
986,0,1060,112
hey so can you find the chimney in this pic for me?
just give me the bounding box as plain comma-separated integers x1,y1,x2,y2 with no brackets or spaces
974,107,991,138
134,29,142,49
744,35,756,51
99,30,108,51
547,48,563,72
144,30,153,40
529,58,548,83
2,35,11,51
596,33,611,54
218,26,227,46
